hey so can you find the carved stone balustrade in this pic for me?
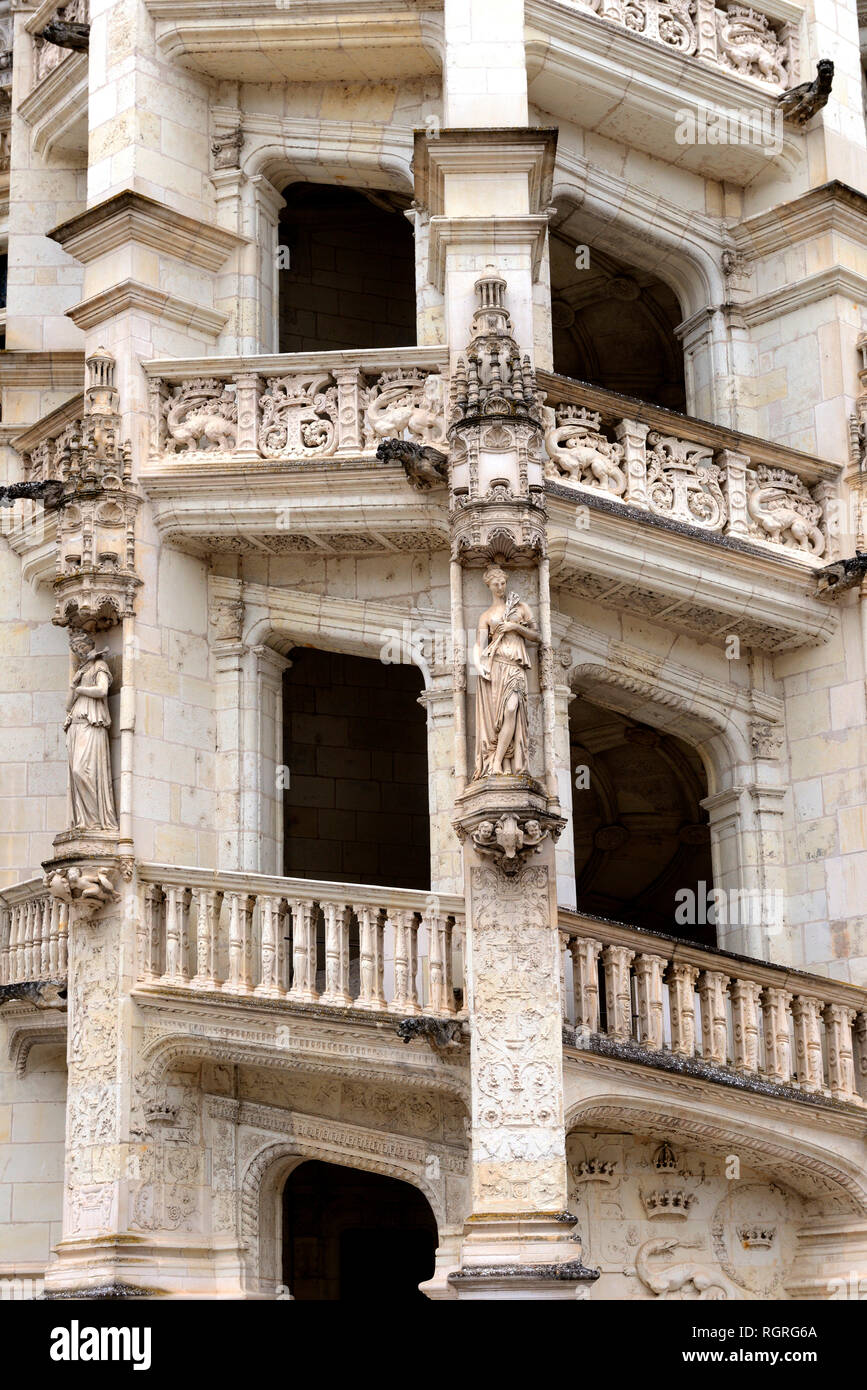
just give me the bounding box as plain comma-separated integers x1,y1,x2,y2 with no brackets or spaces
560,910,867,1108
136,865,465,1018
0,878,68,990
571,0,798,87
540,372,839,565
144,347,450,466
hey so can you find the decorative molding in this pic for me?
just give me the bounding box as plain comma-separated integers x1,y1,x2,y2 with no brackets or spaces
50,190,249,271
66,281,229,337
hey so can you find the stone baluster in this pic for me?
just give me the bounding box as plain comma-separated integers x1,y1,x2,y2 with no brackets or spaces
23,900,36,980
140,883,163,982
730,978,762,1073
614,419,649,510
13,903,25,981
698,970,730,1065
334,366,363,455
792,995,825,1093
598,0,623,18
161,885,191,984
320,901,353,1005
255,894,286,998
223,892,254,993
425,907,454,1017
824,1004,859,1103
602,944,635,1040
695,0,718,62
390,909,421,1015
56,897,68,976
356,904,387,1011
667,962,699,1056
718,448,750,538
48,896,62,977
191,888,223,990
289,899,319,1002
233,372,260,461
855,1013,867,1103
761,985,794,1083
147,377,167,458
634,952,667,1050
38,897,51,976
0,902,8,984
570,936,601,1035
560,937,569,1021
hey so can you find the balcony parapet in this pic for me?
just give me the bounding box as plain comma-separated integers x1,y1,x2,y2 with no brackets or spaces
560,0,799,90
135,864,465,1020
559,909,867,1109
0,877,68,1004
142,347,449,467
539,369,840,566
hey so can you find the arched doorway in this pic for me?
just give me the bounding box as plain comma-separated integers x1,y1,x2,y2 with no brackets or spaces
277,182,416,354
571,697,715,944
282,1161,438,1301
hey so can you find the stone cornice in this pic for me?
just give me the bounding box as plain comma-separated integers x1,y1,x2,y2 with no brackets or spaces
66,280,228,338
413,127,558,216
0,350,84,389
741,266,867,324
12,391,82,453
731,181,867,260
49,191,249,272
142,343,448,381
427,214,549,290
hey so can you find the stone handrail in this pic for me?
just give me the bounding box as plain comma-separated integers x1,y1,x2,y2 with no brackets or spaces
538,369,839,562
0,878,68,985
570,0,799,89
136,864,465,1017
559,909,867,1105
143,347,450,465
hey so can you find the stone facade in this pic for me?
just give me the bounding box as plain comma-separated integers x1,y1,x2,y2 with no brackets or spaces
0,0,866,1302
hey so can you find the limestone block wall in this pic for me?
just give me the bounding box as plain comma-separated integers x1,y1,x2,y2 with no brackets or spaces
0,1034,66,1286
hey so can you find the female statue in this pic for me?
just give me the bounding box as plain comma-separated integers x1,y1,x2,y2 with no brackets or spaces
473,564,540,778
65,630,118,832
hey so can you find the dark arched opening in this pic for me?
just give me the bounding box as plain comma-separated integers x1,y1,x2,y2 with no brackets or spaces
570,697,715,944
282,648,430,889
277,183,416,354
548,219,686,411
282,1160,438,1301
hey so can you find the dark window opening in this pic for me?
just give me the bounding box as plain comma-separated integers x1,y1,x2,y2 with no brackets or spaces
282,648,430,890
277,183,416,354
282,1160,437,1301
571,698,715,945
549,218,686,412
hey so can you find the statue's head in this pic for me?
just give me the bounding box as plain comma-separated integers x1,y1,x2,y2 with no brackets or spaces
69,630,95,661
483,563,508,596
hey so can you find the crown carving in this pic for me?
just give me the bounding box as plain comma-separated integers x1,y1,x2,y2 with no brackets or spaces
571,1158,617,1184
642,1188,695,1219
653,1141,679,1172
555,404,602,431
737,1224,776,1249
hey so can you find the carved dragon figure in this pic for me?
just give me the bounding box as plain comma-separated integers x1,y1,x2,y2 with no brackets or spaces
365,372,447,447
746,471,825,554
0,479,65,508
635,1237,747,1299
777,59,834,125
716,8,787,85
165,383,238,453
543,406,626,495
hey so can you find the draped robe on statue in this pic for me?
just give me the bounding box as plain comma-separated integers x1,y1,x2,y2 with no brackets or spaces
474,597,531,777
65,656,119,831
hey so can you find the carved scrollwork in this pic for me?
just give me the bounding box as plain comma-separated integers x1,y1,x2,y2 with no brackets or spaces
646,431,727,531
258,373,338,458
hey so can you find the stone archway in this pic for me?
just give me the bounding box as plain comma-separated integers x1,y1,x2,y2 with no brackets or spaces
281,1159,439,1301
